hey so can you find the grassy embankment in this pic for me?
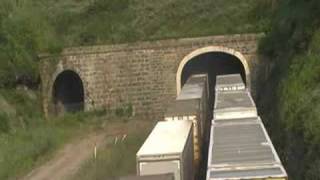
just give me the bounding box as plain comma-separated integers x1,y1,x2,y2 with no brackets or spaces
0,0,266,179
0,88,110,179
71,122,152,180
257,0,320,179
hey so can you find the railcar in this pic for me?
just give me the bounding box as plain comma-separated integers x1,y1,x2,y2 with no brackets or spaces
136,121,194,180
207,74,287,180
214,89,258,120
164,74,209,169
206,117,287,180
215,74,245,92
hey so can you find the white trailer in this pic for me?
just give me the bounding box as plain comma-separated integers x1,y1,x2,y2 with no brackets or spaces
178,74,209,101
176,74,209,141
207,117,287,180
136,121,194,180
214,90,257,120
164,100,202,168
164,74,208,168
215,74,245,92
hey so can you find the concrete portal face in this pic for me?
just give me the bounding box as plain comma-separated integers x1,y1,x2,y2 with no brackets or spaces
40,33,264,118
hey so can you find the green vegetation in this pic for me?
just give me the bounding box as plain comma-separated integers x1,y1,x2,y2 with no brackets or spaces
0,88,108,179
257,0,320,179
0,1,264,178
0,0,62,88
1,0,320,179
0,0,264,88
72,128,150,180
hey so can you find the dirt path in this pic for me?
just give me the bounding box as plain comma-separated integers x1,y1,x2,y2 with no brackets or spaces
21,121,134,180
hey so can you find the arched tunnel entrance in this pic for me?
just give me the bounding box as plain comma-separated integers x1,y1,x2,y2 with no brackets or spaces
52,70,84,114
182,52,246,97
177,47,250,118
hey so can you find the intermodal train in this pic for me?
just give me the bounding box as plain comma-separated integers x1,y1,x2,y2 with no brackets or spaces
133,73,287,180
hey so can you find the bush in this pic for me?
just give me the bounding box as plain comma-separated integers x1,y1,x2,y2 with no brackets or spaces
115,103,133,118
0,0,62,88
258,2,320,178
306,160,320,180
0,113,10,133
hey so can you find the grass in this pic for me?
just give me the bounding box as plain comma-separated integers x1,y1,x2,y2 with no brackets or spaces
59,0,264,46
0,111,110,180
0,87,153,180
276,50,320,179
0,88,111,180
0,0,265,88
0,0,272,179
257,1,320,178
71,122,153,180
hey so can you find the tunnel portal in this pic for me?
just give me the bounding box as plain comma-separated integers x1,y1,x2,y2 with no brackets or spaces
179,50,248,121
41,34,261,118
52,70,84,114
181,52,246,95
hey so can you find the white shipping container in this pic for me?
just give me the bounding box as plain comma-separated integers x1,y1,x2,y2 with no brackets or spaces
164,100,201,167
215,74,246,92
164,74,208,169
214,90,257,120
206,117,287,180
136,121,194,180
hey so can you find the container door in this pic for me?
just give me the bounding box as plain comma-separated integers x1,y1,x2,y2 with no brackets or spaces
139,160,180,180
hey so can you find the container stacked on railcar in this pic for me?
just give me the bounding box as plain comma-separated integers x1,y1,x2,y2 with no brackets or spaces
215,74,245,92
136,121,194,180
207,117,287,180
214,74,257,120
164,74,209,170
135,74,209,180
213,89,257,120
207,74,287,180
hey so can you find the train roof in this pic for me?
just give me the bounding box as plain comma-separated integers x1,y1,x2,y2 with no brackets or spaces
207,166,287,180
214,90,256,110
215,74,245,92
185,74,208,85
137,121,192,157
164,99,200,117
207,116,287,179
177,74,207,100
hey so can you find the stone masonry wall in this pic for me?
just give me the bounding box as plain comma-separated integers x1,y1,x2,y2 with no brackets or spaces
40,33,263,119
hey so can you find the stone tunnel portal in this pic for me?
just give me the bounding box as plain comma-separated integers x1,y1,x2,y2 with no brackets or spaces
181,52,246,95
177,47,250,118
52,70,84,114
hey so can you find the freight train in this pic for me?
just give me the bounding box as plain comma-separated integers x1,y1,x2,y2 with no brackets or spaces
133,73,287,180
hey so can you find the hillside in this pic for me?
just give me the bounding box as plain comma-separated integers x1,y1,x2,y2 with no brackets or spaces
257,0,320,179
0,0,264,179
0,0,320,179
0,0,264,88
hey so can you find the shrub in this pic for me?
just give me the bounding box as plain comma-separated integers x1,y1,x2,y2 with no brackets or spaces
0,113,10,133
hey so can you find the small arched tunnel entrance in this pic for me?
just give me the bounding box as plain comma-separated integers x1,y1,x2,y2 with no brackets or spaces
52,70,84,114
177,49,250,118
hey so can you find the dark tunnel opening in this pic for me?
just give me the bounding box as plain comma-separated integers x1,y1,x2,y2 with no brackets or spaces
181,52,246,111
52,70,84,114
181,52,246,93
